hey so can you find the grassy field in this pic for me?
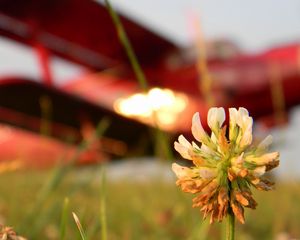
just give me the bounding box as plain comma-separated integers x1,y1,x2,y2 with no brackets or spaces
0,163,299,240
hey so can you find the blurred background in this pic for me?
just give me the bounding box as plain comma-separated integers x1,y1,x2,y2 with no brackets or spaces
0,0,300,239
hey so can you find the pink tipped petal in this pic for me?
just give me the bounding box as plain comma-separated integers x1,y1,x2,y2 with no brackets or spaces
198,167,217,179
172,163,193,178
207,108,217,130
238,107,249,117
229,108,238,125
231,107,253,148
252,166,266,177
192,112,207,142
174,142,192,160
240,124,253,147
217,108,226,126
246,152,279,165
178,135,192,148
257,135,273,150
208,107,225,131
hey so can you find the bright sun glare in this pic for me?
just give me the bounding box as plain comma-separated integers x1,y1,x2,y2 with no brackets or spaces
114,88,188,130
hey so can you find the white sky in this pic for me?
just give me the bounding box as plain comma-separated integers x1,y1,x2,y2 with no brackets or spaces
110,0,300,52
0,37,85,85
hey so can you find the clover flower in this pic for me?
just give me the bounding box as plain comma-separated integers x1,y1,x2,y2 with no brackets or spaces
172,107,279,224
0,225,27,240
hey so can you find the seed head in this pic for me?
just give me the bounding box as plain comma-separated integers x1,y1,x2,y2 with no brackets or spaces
172,107,279,224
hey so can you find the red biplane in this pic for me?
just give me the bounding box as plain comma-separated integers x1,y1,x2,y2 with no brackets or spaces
0,0,299,167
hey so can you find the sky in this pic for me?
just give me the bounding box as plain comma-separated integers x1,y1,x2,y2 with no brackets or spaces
0,37,85,85
109,0,300,52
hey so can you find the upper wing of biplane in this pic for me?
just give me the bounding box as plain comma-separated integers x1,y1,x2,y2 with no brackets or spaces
0,0,177,70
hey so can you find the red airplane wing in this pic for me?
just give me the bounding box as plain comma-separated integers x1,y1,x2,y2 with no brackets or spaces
0,0,177,69
0,77,150,151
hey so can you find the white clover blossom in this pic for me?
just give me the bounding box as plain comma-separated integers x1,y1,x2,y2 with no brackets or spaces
172,107,279,224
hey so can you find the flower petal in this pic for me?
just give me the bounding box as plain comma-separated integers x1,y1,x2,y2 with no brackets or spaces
174,141,192,160
246,152,279,166
172,163,194,179
239,118,253,148
257,135,273,151
252,166,266,177
198,167,217,179
230,107,253,148
229,108,239,141
238,107,249,118
191,112,207,142
178,135,192,148
207,107,225,132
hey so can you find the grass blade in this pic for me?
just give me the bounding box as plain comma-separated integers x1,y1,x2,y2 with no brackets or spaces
100,167,107,240
72,212,87,240
60,197,70,240
188,220,210,240
18,118,110,236
103,0,173,160
104,0,148,91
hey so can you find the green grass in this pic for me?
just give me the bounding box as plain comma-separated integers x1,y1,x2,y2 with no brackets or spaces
0,166,299,239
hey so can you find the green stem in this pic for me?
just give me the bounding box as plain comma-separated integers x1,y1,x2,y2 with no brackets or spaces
103,0,175,160
226,207,235,240
103,0,173,161
100,167,107,240
59,198,69,240
104,0,148,91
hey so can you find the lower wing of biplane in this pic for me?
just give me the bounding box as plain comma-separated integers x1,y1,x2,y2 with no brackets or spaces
0,77,154,167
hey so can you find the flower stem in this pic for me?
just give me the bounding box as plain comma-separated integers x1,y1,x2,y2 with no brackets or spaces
226,207,235,240
104,0,148,91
